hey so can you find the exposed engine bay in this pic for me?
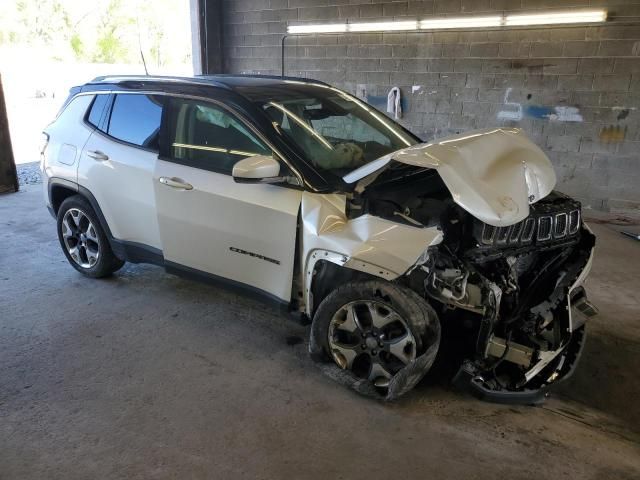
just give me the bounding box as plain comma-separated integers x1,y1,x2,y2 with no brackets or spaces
346,163,597,403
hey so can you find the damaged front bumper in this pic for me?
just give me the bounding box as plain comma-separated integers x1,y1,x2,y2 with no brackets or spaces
453,323,587,405
450,226,597,405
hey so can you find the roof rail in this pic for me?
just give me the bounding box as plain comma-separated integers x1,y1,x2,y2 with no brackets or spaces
195,73,330,86
89,74,220,85
89,73,330,88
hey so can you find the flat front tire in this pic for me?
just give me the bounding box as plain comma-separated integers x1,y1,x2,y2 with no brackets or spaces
311,280,440,394
56,195,124,278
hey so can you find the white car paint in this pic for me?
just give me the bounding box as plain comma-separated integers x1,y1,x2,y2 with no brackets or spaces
78,129,163,250
344,128,557,227
41,94,95,206
43,97,554,309
40,78,596,401
154,159,302,301
232,154,281,179
41,92,563,315
299,192,443,314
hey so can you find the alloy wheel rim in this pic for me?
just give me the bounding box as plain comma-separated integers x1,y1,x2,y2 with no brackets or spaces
328,300,416,388
61,208,100,269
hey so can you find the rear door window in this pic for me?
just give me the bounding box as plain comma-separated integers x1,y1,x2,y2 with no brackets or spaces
107,94,164,150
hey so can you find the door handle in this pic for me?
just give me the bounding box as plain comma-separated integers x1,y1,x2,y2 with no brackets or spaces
86,150,109,161
159,176,193,190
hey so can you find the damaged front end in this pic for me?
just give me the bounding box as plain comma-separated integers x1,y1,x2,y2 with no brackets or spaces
413,195,596,404
341,128,597,404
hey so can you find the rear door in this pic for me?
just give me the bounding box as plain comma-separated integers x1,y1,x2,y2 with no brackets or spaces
78,93,164,250
154,96,302,302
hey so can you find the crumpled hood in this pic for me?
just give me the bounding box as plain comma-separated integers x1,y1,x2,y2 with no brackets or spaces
343,128,557,227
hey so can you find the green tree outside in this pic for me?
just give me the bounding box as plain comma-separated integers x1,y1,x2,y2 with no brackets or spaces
0,0,191,67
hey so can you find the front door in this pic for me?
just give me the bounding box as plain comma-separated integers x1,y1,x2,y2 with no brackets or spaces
154,97,302,302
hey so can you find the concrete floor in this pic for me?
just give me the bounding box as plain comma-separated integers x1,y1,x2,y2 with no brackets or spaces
1,184,639,479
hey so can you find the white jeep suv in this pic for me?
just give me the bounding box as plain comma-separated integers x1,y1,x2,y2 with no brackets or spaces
42,75,596,403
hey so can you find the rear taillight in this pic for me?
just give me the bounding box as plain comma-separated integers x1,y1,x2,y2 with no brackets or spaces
39,132,49,156
39,132,49,169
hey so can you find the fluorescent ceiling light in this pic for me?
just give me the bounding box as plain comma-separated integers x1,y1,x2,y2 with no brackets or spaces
505,9,607,26
420,16,502,29
286,9,607,34
349,21,418,32
288,23,347,34
289,21,417,34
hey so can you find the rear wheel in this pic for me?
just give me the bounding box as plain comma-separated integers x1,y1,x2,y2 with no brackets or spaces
57,195,124,278
311,280,440,394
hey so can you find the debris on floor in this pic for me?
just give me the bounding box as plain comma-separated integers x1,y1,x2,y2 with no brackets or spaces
16,161,41,186
621,231,640,241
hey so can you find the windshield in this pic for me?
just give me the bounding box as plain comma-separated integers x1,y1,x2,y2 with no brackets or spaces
248,82,418,174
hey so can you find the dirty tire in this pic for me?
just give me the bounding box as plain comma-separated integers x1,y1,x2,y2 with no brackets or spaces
57,195,124,278
310,280,440,397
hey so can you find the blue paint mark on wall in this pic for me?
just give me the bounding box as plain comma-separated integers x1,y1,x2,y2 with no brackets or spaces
497,88,584,123
525,105,554,120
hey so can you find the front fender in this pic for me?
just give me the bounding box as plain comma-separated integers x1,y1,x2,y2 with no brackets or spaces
300,192,442,315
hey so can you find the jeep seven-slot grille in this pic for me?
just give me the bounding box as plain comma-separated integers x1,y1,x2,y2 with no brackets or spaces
480,209,580,247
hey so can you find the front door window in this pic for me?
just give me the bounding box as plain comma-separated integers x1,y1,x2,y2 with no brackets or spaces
165,98,272,175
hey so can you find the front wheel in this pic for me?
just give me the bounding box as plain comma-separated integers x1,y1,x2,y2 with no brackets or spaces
311,280,440,397
56,195,124,278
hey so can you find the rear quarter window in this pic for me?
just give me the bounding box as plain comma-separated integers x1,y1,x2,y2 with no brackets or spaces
107,94,164,150
54,94,96,127
86,94,110,128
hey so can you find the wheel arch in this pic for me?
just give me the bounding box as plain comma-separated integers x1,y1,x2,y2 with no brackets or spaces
305,251,397,317
49,179,163,266
48,178,116,247
49,178,79,215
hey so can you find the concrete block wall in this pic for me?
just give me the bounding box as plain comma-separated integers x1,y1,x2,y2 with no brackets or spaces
221,0,640,212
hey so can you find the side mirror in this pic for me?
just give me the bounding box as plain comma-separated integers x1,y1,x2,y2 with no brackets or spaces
232,155,280,181
232,155,300,186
